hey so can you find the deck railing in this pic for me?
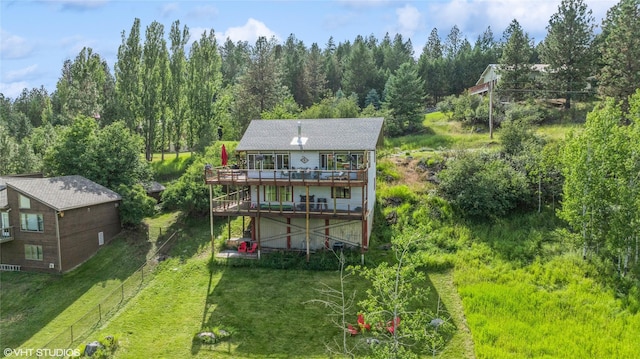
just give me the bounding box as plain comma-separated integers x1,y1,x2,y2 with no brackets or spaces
0,226,13,243
211,191,367,217
204,167,367,185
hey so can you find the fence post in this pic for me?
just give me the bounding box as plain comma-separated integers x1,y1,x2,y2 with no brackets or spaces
70,325,74,345
141,263,144,282
121,283,124,302
99,304,102,322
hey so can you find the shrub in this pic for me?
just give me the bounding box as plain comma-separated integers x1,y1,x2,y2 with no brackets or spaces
503,101,546,125
437,151,531,220
162,143,232,215
117,184,156,228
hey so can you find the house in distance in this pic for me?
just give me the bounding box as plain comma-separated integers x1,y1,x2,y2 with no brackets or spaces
0,175,121,273
205,117,384,261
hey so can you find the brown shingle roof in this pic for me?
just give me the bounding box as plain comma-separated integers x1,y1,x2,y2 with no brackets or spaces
5,175,121,211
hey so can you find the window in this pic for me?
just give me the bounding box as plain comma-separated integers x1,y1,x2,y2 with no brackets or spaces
320,153,334,170
19,194,31,209
264,186,292,202
1,212,8,228
320,152,364,170
247,154,276,170
20,213,44,232
275,154,289,169
332,187,351,199
1,212,9,238
25,244,43,261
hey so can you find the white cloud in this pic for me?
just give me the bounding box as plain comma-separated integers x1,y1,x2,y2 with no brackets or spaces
219,18,279,43
484,0,557,40
160,2,179,18
187,5,219,20
0,81,29,99
51,0,109,11
5,65,39,82
1,29,34,59
424,0,614,43
323,12,356,33
337,0,391,9
60,35,97,57
395,4,422,38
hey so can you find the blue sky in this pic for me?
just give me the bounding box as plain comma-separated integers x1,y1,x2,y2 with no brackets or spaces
0,0,617,99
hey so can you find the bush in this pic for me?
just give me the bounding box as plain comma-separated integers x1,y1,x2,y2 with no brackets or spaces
117,184,156,228
437,151,531,220
503,101,546,125
162,143,232,215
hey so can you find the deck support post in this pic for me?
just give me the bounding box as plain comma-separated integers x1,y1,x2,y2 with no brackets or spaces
306,185,310,262
209,184,214,255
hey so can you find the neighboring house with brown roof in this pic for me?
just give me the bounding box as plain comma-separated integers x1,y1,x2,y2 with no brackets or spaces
205,118,384,258
0,175,122,273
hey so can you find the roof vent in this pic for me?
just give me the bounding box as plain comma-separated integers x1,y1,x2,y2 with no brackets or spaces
290,121,308,145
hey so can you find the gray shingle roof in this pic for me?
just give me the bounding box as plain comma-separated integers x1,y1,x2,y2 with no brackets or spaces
235,118,384,152
5,175,121,211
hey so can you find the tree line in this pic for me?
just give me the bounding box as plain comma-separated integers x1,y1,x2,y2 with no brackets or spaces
2,0,638,170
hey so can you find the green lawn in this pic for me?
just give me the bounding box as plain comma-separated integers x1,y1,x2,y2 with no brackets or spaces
453,211,640,359
0,208,473,358
87,216,473,358
0,231,150,351
0,212,181,351
148,151,194,183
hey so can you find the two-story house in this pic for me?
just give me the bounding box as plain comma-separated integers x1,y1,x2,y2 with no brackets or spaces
205,118,384,261
0,175,122,273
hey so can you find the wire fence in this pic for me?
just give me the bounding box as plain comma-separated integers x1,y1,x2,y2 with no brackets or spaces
35,226,179,358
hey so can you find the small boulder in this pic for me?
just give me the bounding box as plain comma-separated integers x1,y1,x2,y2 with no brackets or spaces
84,341,103,357
197,332,216,344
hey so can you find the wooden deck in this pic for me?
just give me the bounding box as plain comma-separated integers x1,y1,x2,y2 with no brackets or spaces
211,200,366,219
204,168,367,187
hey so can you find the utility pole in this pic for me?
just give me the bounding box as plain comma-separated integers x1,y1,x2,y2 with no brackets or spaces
489,80,494,140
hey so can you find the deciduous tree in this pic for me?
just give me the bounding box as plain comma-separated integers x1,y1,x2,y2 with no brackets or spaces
168,20,190,158
140,21,167,161
115,18,143,132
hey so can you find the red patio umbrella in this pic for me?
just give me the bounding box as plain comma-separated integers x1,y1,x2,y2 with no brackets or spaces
221,144,228,166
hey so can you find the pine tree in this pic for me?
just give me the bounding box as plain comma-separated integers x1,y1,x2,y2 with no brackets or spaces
383,62,425,136
541,0,596,109
598,0,640,110
499,19,535,101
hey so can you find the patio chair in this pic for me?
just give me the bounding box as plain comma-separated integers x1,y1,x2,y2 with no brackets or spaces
386,316,401,334
347,324,359,336
237,241,248,253
247,242,258,253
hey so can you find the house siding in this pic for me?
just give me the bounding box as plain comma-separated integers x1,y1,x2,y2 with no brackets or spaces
0,189,60,272
0,183,121,273
210,118,382,253
255,217,361,250
58,202,121,272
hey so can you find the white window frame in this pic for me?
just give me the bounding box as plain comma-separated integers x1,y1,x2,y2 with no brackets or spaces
264,186,292,202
